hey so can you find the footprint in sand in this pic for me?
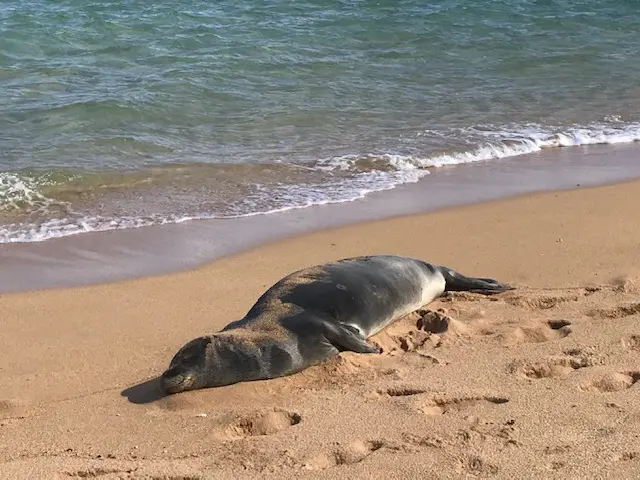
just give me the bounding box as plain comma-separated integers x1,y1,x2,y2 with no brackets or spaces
416,395,509,416
589,303,640,319
304,440,384,470
377,385,429,397
414,309,472,338
376,325,434,356
579,372,640,393
0,399,21,413
376,386,508,416
622,335,640,351
411,308,505,343
63,468,138,479
611,276,640,294
152,399,302,438
0,399,28,422
614,452,639,462
378,307,502,358
371,309,456,358
154,395,202,413
416,309,453,334
508,348,600,379
223,409,301,439
440,291,486,302
500,319,571,346
457,455,499,476
503,293,580,310
403,433,448,449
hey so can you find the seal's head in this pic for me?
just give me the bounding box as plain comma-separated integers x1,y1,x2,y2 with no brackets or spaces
160,334,263,394
161,336,215,394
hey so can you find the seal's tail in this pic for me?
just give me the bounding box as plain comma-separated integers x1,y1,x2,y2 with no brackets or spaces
440,267,513,294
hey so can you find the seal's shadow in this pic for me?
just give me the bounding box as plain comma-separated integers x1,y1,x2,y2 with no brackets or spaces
121,377,166,404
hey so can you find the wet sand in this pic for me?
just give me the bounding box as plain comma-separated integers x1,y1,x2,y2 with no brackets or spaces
1,179,640,479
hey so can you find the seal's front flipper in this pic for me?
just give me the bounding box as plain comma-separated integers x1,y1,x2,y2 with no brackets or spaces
324,323,380,354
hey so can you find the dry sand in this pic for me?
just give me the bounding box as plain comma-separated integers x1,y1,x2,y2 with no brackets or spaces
1,180,640,479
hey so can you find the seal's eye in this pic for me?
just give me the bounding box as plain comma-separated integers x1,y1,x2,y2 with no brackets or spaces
177,347,202,367
175,337,212,369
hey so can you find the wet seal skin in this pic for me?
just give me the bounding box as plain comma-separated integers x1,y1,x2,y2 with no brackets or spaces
161,255,512,394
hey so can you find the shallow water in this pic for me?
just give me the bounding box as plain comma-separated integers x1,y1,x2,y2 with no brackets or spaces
1,0,639,242
2,143,639,293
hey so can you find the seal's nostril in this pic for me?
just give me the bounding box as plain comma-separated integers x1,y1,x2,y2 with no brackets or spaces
161,367,195,394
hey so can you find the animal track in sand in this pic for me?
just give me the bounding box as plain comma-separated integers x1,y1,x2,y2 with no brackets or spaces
503,293,580,310
62,467,139,478
417,395,509,416
459,417,522,448
223,409,301,438
548,319,572,330
288,354,374,391
544,444,573,455
440,291,485,302
611,276,640,293
377,385,428,397
508,350,599,379
500,319,572,345
0,399,23,413
415,309,471,337
0,399,16,411
304,440,384,470
584,286,602,295
371,309,457,358
457,455,499,476
615,451,639,462
622,335,640,351
65,469,200,480
403,433,448,449
377,387,509,415
154,395,203,413
378,323,433,355
416,309,452,333
589,303,640,319
579,372,640,393
0,399,28,422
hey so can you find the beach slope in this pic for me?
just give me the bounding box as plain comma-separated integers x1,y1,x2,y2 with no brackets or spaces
2,180,640,479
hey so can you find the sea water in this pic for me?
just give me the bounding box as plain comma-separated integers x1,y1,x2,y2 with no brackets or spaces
1,0,639,243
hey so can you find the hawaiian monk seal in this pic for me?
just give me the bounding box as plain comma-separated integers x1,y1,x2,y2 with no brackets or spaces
161,255,511,394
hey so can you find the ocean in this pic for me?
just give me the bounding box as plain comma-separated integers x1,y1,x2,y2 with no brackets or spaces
1,0,639,243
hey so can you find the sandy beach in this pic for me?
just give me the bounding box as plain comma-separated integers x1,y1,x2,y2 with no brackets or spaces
2,179,640,479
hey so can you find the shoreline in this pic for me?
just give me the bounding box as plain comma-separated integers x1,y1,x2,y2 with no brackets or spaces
2,175,640,478
1,142,640,293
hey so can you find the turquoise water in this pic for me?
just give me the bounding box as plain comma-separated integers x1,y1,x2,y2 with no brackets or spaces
1,0,639,242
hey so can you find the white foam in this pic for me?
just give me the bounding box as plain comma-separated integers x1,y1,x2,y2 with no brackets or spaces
0,214,192,244
317,122,640,173
0,173,59,213
2,121,639,244
468,122,640,147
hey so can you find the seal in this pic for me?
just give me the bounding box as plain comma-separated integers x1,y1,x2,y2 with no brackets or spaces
160,255,511,394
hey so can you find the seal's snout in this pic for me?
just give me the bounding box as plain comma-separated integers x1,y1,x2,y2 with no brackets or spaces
160,365,197,394
161,336,213,394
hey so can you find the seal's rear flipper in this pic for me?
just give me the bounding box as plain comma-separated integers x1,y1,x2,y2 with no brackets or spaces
324,322,381,354
441,267,513,294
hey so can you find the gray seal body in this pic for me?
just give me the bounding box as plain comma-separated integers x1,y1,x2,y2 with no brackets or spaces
161,255,511,393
